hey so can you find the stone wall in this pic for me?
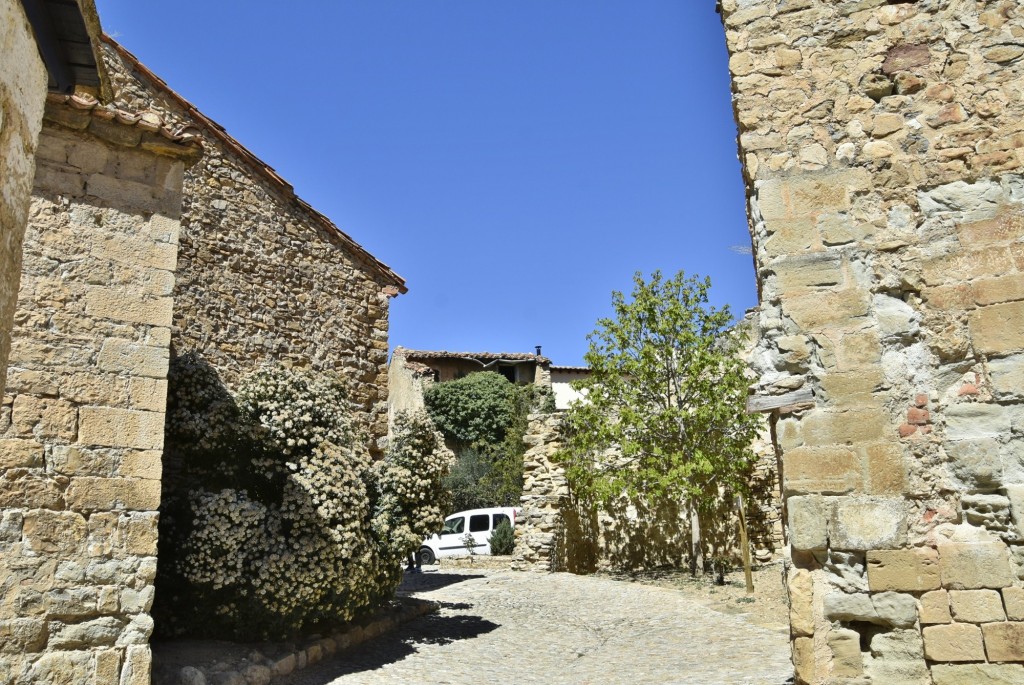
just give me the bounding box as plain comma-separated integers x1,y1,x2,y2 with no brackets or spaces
0,0,48,399
512,412,783,573
99,39,406,456
721,1,1024,682
1,97,197,684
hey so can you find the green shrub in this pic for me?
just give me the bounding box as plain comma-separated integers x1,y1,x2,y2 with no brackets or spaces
156,359,452,640
489,519,515,555
425,372,554,510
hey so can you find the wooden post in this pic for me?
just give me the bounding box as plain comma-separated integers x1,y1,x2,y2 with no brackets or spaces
737,495,754,594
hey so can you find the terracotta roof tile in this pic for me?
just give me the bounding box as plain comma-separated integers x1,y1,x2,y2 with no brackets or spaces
45,92,204,155
398,348,551,364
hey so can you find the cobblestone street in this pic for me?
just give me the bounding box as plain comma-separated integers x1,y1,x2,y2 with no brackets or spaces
274,568,794,685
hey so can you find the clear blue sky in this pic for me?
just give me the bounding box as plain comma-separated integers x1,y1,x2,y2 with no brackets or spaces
95,1,756,366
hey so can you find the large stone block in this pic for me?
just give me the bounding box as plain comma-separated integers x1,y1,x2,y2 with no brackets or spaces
946,404,1012,440
989,356,1024,400
0,618,46,654
931,663,1024,685
938,542,1014,590
792,636,815,685
864,443,907,495
96,339,169,379
983,622,1024,662
84,287,173,327
27,650,95,685
788,568,814,637
970,301,1024,355
920,589,952,624
827,628,863,677
828,497,907,551
23,510,87,557
79,407,165,450
800,408,888,447
65,477,161,512
784,445,862,495
0,438,44,468
867,548,941,592
1004,587,1024,621
48,616,124,649
923,623,986,662
950,589,1007,623
784,289,872,332
788,495,828,551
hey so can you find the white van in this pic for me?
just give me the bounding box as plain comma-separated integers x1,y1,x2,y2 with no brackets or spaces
416,507,518,565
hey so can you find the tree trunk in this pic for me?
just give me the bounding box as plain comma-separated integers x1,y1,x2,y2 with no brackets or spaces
689,502,704,576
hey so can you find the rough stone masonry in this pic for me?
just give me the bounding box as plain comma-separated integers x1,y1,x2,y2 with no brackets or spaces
720,1,1024,683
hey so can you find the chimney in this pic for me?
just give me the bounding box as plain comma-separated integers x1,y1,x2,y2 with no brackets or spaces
535,345,542,356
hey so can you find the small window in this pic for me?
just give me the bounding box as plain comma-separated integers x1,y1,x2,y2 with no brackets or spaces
497,364,516,383
469,514,490,532
442,517,465,535
493,514,510,528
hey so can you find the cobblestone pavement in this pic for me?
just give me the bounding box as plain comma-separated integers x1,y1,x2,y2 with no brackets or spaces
274,567,794,685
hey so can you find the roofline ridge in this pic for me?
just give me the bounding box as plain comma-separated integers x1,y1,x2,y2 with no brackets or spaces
101,35,407,294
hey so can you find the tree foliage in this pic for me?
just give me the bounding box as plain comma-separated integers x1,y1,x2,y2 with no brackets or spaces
555,270,762,514
423,371,519,448
424,371,553,509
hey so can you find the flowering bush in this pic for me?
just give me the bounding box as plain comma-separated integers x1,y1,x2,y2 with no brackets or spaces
155,359,452,640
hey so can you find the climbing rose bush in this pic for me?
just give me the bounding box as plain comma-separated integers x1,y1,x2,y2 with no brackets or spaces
155,359,452,640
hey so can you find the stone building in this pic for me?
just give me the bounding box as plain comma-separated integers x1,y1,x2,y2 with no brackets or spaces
1,8,404,683
387,347,550,430
99,39,407,457
720,1,1024,682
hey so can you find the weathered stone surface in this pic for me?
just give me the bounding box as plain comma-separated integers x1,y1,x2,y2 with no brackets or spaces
923,623,986,662
982,622,1024,663
788,568,814,637
1003,587,1024,621
938,542,1015,590
78,407,165,450
722,0,1024,679
970,302,1024,355
783,445,862,495
828,497,906,551
931,663,1024,685
867,548,940,592
788,495,828,552
920,590,951,625
827,628,863,677
872,591,918,628
949,589,1006,624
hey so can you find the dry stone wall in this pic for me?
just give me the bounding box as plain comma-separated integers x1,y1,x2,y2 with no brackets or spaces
721,1,1024,682
0,0,48,399
1,100,197,684
99,40,404,456
512,412,783,573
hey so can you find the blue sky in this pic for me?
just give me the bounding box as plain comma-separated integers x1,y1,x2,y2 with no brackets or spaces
95,1,756,366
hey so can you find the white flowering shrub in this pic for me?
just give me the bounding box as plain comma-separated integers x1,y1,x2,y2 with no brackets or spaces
155,360,453,640
372,411,455,558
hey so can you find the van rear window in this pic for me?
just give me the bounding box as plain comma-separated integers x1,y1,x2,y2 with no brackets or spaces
493,514,510,528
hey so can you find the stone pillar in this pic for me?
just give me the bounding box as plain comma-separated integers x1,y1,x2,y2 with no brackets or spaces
0,98,199,684
512,413,569,572
721,1,1024,683
0,0,48,399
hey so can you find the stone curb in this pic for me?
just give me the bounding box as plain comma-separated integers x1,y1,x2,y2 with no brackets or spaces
153,597,437,685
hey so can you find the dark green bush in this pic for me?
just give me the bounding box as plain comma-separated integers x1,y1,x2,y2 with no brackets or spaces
489,519,515,555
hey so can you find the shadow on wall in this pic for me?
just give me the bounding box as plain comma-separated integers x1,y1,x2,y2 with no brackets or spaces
559,493,755,574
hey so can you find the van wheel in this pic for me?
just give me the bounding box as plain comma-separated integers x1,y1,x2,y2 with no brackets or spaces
417,547,436,565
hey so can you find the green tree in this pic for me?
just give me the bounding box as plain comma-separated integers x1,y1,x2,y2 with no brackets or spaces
555,270,762,575
424,371,553,509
